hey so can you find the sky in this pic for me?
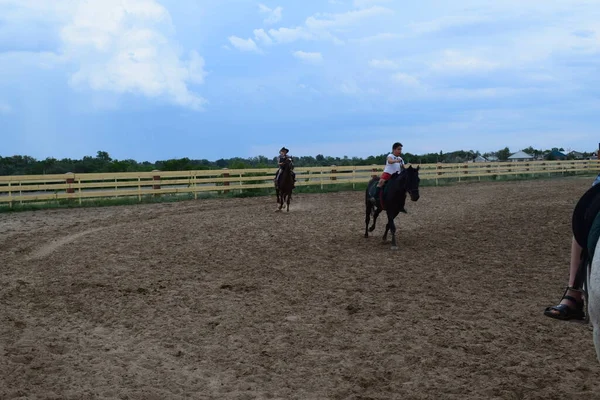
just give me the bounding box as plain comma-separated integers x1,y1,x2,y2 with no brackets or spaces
1,0,599,162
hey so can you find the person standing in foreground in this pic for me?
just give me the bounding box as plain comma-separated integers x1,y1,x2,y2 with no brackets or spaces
544,173,600,320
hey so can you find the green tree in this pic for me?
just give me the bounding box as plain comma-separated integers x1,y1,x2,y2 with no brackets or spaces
497,147,511,161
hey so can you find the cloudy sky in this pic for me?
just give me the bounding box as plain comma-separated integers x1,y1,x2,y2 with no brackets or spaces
1,0,599,161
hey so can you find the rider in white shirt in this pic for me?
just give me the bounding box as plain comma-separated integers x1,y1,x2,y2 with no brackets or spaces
371,142,405,209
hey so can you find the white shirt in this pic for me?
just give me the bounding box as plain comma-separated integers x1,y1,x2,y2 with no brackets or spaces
383,153,404,174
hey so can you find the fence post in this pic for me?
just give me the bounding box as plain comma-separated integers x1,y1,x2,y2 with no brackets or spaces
65,172,75,194
152,170,161,197
371,164,379,179
193,173,198,200
330,165,337,181
320,168,324,190
152,170,161,189
222,168,230,194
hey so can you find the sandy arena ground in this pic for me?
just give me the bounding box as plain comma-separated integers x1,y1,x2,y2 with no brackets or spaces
1,177,600,399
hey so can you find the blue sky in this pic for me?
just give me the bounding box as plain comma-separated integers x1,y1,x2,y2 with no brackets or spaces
1,0,599,161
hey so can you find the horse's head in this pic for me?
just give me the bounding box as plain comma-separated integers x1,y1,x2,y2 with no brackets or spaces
281,157,293,171
403,164,420,201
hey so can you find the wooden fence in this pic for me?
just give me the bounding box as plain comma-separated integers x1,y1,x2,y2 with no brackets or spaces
1,160,598,206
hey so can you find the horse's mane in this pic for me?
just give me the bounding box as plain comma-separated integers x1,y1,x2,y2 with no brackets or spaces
390,166,419,190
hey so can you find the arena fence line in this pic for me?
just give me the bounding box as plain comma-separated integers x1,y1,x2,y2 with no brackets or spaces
1,160,598,206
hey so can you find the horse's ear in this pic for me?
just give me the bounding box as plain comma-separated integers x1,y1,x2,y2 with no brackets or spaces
416,165,420,171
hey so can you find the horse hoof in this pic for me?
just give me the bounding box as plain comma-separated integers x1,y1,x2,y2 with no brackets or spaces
390,246,399,251
364,234,369,238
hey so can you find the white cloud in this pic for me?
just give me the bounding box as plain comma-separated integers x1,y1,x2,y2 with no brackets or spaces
5,0,208,110
253,29,273,45
351,32,402,44
258,4,282,25
268,26,315,43
305,6,392,32
0,51,66,70
60,0,207,110
292,50,323,64
228,36,261,52
409,15,490,35
392,72,420,87
431,50,499,72
353,0,392,9
515,25,600,63
437,87,536,100
368,59,398,69
252,6,391,47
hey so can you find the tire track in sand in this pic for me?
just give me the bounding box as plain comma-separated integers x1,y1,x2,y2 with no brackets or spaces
27,227,106,260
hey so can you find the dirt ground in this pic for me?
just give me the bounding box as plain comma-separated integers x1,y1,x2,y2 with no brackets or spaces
1,177,600,400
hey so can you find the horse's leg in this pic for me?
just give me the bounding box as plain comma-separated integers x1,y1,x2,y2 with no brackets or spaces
276,189,283,211
369,208,380,232
389,211,399,250
382,221,390,242
364,201,372,238
286,192,291,212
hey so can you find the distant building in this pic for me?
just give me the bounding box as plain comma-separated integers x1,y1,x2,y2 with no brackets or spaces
473,155,487,162
487,155,499,162
508,151,534,162
568,150,584,159
545,148,567,160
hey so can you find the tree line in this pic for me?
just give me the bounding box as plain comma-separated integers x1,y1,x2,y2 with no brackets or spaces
0,147,594,176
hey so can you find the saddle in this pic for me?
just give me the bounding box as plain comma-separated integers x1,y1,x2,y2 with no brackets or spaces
368,178,386,209
369,174,405,211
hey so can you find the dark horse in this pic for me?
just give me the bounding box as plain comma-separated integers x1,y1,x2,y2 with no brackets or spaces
275,157,294,212
364,165,421,249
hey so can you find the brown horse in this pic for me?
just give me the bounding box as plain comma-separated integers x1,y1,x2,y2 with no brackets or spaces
275,157,294,212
